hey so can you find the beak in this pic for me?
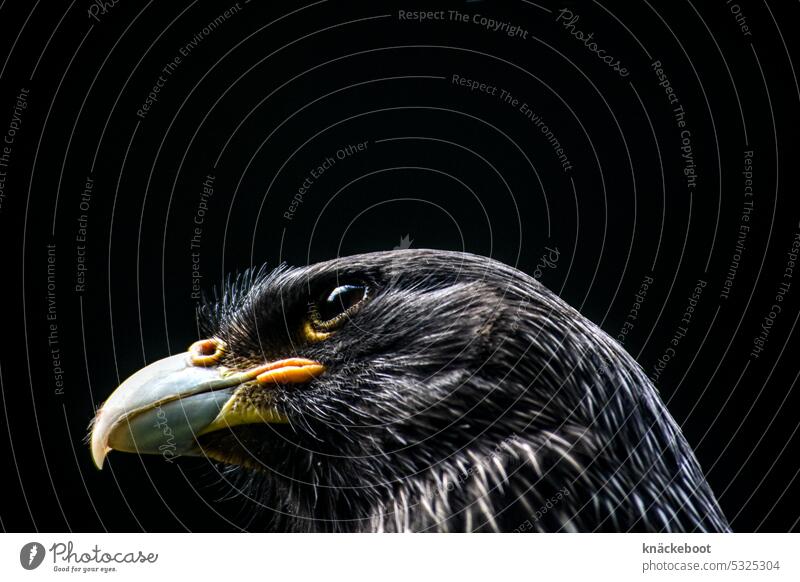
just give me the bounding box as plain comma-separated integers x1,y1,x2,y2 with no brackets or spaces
90,339,324,469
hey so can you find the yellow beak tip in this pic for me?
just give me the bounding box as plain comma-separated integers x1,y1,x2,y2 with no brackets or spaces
91,441,109,470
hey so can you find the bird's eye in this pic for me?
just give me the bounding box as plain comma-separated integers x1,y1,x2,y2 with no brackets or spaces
310,284,368,330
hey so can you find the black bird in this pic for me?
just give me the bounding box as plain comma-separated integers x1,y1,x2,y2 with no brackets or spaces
90,249,730,532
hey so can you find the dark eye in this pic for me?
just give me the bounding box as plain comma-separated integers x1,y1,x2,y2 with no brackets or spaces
313,284,368,327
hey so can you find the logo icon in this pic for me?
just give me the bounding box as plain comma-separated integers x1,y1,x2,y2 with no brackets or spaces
393,234,413,250
20,542,46,570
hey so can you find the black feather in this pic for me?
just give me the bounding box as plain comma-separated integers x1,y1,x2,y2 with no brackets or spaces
193,249,730,532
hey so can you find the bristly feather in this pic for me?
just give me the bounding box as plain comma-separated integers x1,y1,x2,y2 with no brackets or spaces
180,249,730,532
197,263,286,340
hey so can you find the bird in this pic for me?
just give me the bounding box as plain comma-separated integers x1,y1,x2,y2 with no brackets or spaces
90,249,730,532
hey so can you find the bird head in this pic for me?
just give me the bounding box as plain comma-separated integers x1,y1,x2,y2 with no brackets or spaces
89,249,729,532
91,251,558,515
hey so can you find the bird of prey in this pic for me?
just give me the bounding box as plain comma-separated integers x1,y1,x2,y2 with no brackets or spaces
90,249,730,532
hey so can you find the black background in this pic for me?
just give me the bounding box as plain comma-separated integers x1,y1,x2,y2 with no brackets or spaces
0,0,798,532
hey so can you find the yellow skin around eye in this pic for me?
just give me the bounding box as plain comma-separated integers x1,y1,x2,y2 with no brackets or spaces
303,286,368,342
302,319,333,342
188,338,226,366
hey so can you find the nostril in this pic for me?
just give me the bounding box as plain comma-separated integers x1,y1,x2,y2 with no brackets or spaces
189,338,224,366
